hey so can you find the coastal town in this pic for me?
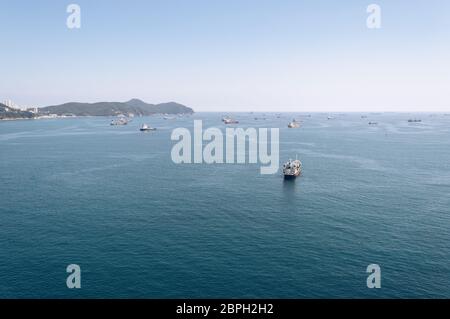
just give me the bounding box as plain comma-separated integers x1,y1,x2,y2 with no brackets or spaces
0,99,58,120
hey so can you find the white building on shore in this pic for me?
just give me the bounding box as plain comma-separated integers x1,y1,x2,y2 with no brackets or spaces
3,99,16,109
2,99,36,112
27,107,39,113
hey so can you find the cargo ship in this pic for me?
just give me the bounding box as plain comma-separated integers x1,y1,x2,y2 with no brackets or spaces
110,117,129,125
283,159,302,179
140,124,156,131
224,118,239,124
288,119,300,128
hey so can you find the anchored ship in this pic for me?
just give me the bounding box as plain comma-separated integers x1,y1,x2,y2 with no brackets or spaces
224,118,239,124
140,124,156,131
288,119,300,128
283,158,302,179
110,117,129,125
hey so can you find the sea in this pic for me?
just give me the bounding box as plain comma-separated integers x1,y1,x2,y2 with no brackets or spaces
0,112,449,298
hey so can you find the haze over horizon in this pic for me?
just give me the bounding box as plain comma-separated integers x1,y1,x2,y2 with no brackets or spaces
1,0,449,112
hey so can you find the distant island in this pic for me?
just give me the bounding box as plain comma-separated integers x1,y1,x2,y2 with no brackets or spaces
0,99,194,120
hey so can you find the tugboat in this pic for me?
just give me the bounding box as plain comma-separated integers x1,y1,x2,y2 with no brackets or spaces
140,124,156,131
283,158,302,179
368,121,378,125
408,119,422,123
288,119,300,128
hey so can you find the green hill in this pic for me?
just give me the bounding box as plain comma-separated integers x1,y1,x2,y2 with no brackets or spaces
39,99,194,116
0,103,35,119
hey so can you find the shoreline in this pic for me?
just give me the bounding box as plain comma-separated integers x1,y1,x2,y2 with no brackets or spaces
0,113,195,122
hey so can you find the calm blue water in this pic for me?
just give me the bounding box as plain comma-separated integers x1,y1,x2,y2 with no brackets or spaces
0,113,449,298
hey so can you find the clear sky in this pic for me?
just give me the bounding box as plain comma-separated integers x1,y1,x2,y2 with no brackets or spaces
1,0,449,112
